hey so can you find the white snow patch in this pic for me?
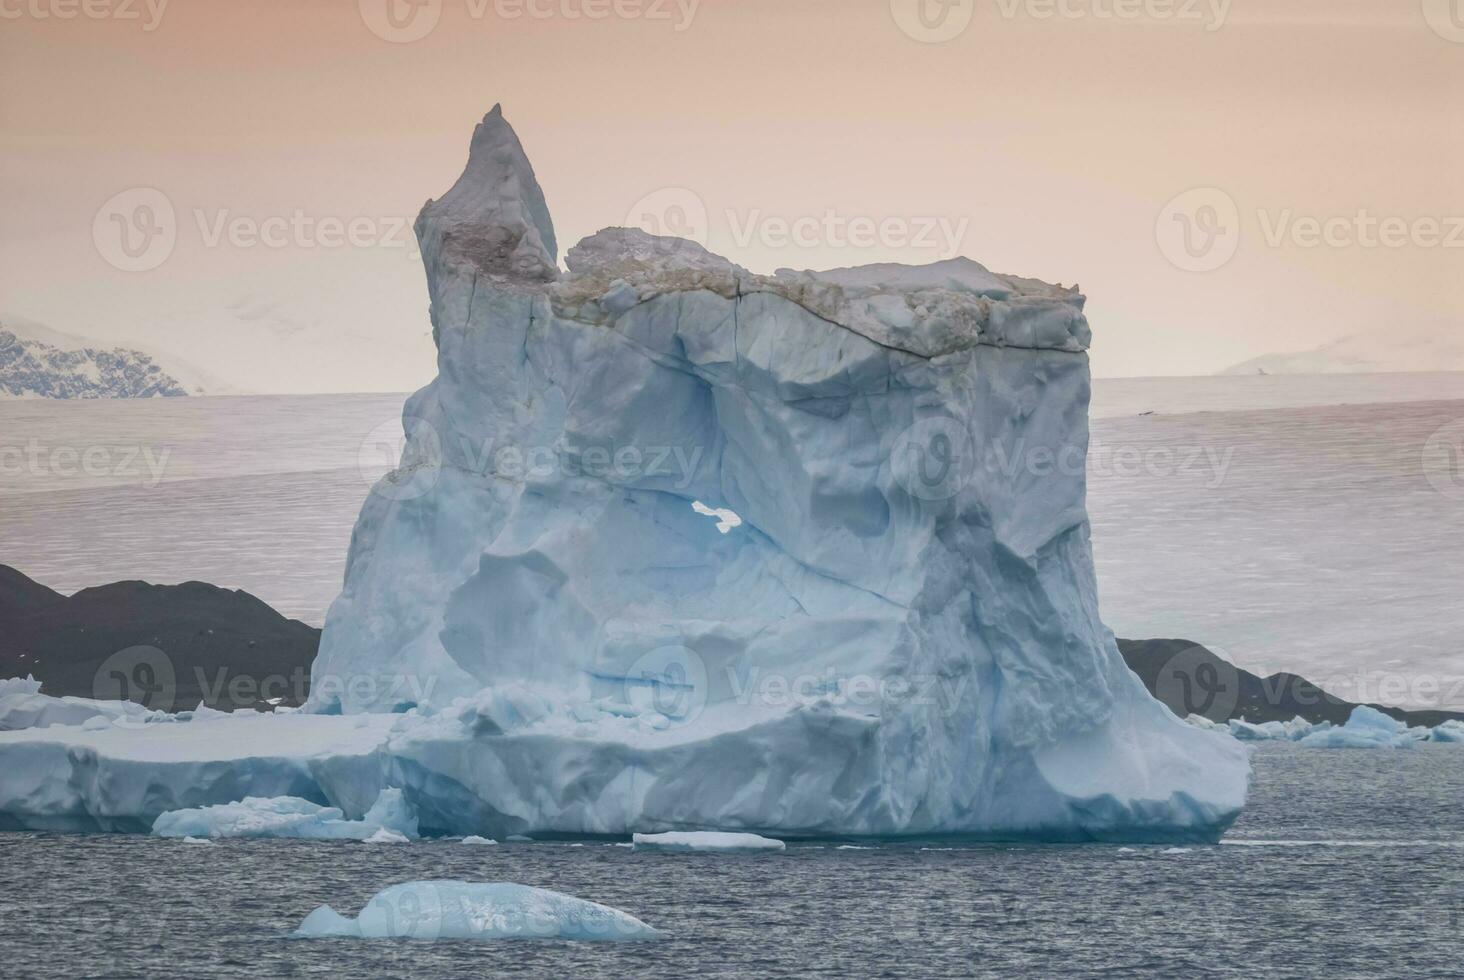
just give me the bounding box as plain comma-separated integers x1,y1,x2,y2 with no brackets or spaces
691,501,742,534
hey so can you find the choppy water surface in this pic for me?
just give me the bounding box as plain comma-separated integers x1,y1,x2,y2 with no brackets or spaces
0,744,1460,979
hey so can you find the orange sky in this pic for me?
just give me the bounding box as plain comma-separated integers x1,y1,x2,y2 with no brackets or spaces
1,0,1460,390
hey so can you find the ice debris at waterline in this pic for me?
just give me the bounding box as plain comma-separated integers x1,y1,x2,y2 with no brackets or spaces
0,105,1246,843
1187,706,1464,747
293,881,663,942
152,789,418,841
0,676,160,731
633,831,786,852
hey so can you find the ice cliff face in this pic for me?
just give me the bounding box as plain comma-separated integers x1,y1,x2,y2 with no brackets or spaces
0,321,194,399
305,106,1248,841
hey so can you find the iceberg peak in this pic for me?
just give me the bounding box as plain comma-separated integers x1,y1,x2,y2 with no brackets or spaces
415,105,559,297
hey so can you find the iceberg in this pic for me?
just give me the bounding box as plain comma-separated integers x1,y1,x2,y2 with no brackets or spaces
0,708,400,833
1227,716,1328,742
304,105,1247,842
632,831,786,852
293,881,662,941
0,106,1249,843
1297,706,1426,749
152,788,418,841
1431,721,1464,743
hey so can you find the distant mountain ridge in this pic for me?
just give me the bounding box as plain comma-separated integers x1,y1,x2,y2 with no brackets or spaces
0,315,231,399
1118,638,1464,728
1224,329,1464,376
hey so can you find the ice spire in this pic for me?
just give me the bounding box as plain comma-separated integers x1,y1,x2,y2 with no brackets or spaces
415,104,559,292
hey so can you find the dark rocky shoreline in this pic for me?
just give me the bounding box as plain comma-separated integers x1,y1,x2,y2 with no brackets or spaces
0,565,317,713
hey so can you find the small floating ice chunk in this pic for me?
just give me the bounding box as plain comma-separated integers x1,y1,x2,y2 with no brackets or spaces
1228,716,1323,741
632,831,785,853
181,837,214,845
461,835,498,845
293,881,663,941
363,828,410,844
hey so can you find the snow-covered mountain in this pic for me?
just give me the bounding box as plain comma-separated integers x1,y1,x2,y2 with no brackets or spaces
1224,330,1464,376
0,316,232,399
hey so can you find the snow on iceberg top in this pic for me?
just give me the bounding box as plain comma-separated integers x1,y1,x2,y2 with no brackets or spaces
416,106,1090,358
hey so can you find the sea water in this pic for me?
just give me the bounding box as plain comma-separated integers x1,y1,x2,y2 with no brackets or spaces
0,744,1460,979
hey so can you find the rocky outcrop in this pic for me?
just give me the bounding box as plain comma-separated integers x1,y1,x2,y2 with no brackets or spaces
1118,638,1464,729
0,565,319,713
